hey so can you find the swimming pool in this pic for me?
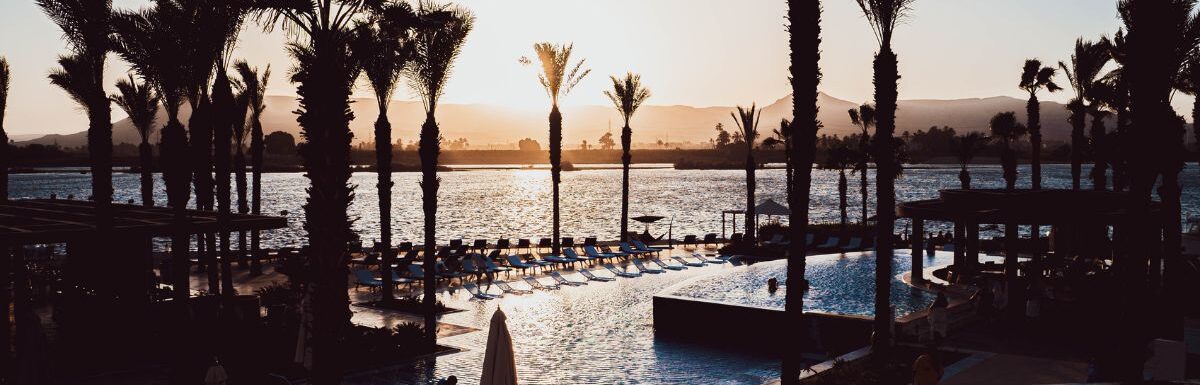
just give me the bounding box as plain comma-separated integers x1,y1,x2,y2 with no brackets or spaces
344,250,956,384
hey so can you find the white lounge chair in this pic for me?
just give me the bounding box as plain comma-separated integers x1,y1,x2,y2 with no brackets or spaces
603,263,640,278
494,280,533,294
631,259,664,274
578,269,615,282
462,282,500,299
651,258,687,270
523,275,558,290
816,236,841,249
548,271,586,286
840,237,863,251
672,256,706,267
693,253,728,264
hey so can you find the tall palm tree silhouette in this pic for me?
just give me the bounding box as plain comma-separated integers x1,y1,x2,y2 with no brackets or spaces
603,72,650,242
249,0,429,381
952,132,986,189
529,42,589,255
0,58,7,201
357,3,416,305
111,74,160,207
990,111,1027,190
784,1,821,381
231,81,251,259
39,0,114,229
1059,38,1111,190
1018,59,1060,190
823,144,854,227
235,60,270,273
1183,57,1200,170
771,119,793,201
848,104,874,223
731,104,762,241
405,1,473,347
111,0,194,307
853,0,914,351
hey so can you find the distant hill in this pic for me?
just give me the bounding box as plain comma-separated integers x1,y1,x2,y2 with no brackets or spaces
17,92,1094,148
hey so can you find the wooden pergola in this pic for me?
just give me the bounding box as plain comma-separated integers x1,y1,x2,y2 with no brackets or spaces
897,189,1163,286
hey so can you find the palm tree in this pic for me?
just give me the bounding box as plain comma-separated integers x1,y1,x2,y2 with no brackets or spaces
39,0,114,229
853,0,914,351
0,58,11,201
784,1,821,381
405,1,473,347
1018,59,1060,190
234,60,270,274
357,6,416,305
110,74,161,207
990,111,1027,190
1178,57,1200,171
231,83,251,259
603,72,651,243
952,132,987,189
823,144,854,227
848,104,874,223
731,104,762,241
771,119,793,201
206,4,247,296
529,42,590,255
111,0,194,307
1059,38,1112,190
249,1,426,381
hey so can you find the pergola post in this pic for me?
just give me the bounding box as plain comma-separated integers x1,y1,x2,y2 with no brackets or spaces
912,218,924,285
953,222,966,268
0,244,9,380
1004,222,1019,286
967,222,980,268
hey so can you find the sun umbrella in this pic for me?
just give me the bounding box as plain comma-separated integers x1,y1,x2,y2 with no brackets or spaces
631,215,665,223
204,357,228,385
480,309,518,385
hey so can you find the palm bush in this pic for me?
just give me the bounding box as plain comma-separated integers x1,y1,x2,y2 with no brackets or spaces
235,60,270,272
1018,59,1060,190
1059,38,1112,190
110,74,160,207
951,132,986,189
990,111,1027,190
731,104,762,241
848,104,874,223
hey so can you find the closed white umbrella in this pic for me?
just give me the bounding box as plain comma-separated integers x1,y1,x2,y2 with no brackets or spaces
480,309,518,385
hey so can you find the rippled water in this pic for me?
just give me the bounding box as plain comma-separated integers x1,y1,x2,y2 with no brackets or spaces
11,164,1198,249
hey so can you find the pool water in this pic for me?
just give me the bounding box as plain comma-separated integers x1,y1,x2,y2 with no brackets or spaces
669,250,952,318
346,250,964,384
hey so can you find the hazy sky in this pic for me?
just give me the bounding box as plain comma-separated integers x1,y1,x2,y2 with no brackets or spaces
0,0,1191,137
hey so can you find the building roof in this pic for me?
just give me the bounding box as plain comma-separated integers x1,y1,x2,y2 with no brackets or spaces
0,199,288,244
897,189,1161,224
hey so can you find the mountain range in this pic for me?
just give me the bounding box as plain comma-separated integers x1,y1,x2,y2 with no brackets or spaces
18,92,1088,149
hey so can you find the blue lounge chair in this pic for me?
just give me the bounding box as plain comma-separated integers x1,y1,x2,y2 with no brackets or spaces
578,268,615,282
548,271,586,286
388,270,415,287
494,281,533,294
523,275,559,290
505,254,536,273
632,240,668,254
651,258,687,271
619,242,650,257
407,264,427,280
436,260,465,280
692,253,727,264
601,245,630,260
631,259,664,274
840,237,863,251
542,253,575,266
563,248,591,263
815,236,841,250
475,254,512,274
603,263,640,278
672,256,706,267
352,269,383,290
583,245,617,262
805,233,816,247
460,258,484,277
463,282,500,299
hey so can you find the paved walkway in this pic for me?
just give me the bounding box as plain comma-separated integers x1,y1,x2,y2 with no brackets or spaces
941,351,1086,385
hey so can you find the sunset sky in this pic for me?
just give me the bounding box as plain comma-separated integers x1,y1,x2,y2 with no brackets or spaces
0,0,1191,138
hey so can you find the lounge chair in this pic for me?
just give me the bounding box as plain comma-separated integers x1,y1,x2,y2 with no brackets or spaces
541,253,575,266
561,237,575,248
352,269,383,291
407,264,427,280
730,233,744,244
583,245,618,262
682,234,698,246
652,258,687,271
840,237,863,251
462,282,500,300
563,248,591,263
631,259,665,274
494,280,533,294
460,258,484,278
763,234,785,246
815,236,840,250
548,271,586,286
495,238,511,252
449,239,464,249
515,238,531,254
523,275,559,290
578,269,615,282
805,233,815,247
702,233,718,246
693,253,727,264
505,254,536,273
481,256,512,274
583,237,598,246
388,270,414,287
436,261,465,281
601,245,629,260
472,239,488,253
632,239,668,253
672,256,706,267
603,263,640,278
619,242,650,257
536,238,553,253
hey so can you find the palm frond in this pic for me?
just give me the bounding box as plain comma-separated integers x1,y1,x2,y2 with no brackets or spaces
48,54,94,109
730,104,761,146
111,73,160,141
603,72,651,125
531,42,590,105
405,0,474,113
235,60,271,118
853,0,917,47
989,111,1027,141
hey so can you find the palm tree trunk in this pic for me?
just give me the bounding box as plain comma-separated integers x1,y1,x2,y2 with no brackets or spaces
376,113,395,304
0,118,7,201
859,134,870,223
236,144,248,264
784,139,793,203
783,0,819,380
190,98,220,294
161,115,190,304
1089,113,1108,191
1193,96,1199,170
250,118,264,274
745,147,756,241
1027,95,1041,190
871,46,898,351
296,41,356,385
620,123,632,242
549,105,562,255
1112,83,1130,192
89,91,114,229
419,111,440,347
213,70,235,296
1002,145,1017,190
1069,105,1085,190
838,169,847,228
139,139,154,206
959,167,970,189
